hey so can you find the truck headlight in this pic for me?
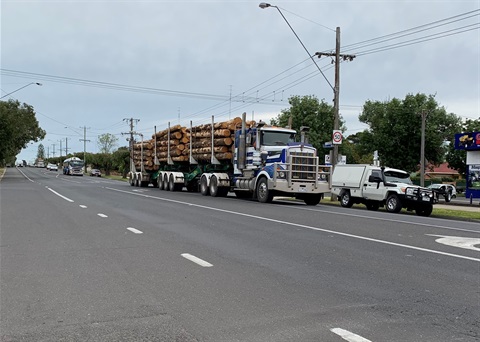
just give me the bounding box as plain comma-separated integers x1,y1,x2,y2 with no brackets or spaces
277,171,286,179
405,188,414,195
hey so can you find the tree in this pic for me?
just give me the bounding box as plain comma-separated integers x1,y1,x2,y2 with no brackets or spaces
270,95,345,157
0,99,45,165
97,133,118,154
445,118,480,176
112,146,130,178
37,144,45,160
356,93,463,173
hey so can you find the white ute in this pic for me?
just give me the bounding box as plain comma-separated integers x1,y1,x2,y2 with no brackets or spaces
331,164,436,216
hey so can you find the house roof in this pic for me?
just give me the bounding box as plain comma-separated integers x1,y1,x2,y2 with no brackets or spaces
426,162,459,175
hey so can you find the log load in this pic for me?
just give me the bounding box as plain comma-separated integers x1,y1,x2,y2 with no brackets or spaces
132,117,255,170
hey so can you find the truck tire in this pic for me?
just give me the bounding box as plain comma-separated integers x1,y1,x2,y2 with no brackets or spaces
386,194,402,213
415,204,433,217
304,194,321,206
129,175,135,187
158,174,164,190
169,174,182,191
163,174,170,191
365,201,380,211
340,191,353,208
200,176,209,196
209,176,220,197
256,177,273,203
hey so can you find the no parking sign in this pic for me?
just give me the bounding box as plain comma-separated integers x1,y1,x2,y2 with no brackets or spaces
332,130,343,145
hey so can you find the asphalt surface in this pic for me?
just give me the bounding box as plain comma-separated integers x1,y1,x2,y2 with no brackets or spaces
1,167,479,341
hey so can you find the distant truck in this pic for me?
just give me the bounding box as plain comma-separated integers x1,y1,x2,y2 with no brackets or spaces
63,157,84,176
36,159,45,168
331,164,436,216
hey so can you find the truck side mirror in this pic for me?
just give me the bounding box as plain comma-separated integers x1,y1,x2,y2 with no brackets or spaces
368,175,382,183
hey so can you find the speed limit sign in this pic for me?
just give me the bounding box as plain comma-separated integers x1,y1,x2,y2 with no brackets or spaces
332,130,343,144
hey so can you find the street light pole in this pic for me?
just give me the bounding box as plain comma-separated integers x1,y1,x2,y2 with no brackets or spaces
1,82,42,99
259,3,355,169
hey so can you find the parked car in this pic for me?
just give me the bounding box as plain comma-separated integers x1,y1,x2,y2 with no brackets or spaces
89,169,101,177
427,183,457,202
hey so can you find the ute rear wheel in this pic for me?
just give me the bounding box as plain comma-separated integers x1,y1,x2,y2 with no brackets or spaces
340,191,353,208
386,194,402,213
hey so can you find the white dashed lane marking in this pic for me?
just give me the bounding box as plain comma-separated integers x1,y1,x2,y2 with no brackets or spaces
181,253,213,267
331,328,372,342
97,213,108,218
127,227,143,234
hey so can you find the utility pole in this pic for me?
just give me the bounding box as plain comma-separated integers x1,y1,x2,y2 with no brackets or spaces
59,140,62,160
79,126,91,173
65,137,69,156
122,117,140,172
316,27,355,168
419,110,428,187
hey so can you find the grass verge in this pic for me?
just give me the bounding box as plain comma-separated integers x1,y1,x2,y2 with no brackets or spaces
320,199,479,222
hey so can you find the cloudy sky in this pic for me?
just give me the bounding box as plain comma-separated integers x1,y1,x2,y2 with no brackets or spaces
2,0,479,163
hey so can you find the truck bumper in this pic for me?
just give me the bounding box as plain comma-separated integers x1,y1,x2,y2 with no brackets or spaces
268,179,330,195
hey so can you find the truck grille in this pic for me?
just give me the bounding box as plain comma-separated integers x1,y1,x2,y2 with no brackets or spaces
290,152,317,181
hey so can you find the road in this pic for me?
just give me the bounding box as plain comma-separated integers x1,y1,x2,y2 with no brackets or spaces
1,167,479,341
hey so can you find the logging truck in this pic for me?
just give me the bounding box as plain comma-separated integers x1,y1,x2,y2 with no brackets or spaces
127,113,331,205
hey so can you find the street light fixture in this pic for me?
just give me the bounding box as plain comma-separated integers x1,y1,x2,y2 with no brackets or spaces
0,82,42,99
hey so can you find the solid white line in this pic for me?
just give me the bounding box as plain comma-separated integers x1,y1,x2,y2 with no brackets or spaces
79,205,87,208
106,187,480,263
17,168,34,182
127,227,143,234
181,253,213,267
97,213,108,218
46,187,74,202
283,204,480,234
331,328,372,342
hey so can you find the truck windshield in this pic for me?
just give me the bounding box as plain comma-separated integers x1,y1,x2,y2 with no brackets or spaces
261,131,296,146
384,170,413,184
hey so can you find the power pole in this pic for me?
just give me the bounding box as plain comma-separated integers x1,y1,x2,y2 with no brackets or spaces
420,110,428,187
79,126,91,173
65,137,69,156
122,118,140,172
316,27,356,168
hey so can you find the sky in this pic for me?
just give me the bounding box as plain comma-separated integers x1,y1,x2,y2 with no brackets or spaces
1,0,479,163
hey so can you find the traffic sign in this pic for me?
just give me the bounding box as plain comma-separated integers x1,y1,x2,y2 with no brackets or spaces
332,130,343,144
324,154,331,165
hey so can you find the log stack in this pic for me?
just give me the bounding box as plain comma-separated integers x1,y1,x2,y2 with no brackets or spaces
131,117,255,171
